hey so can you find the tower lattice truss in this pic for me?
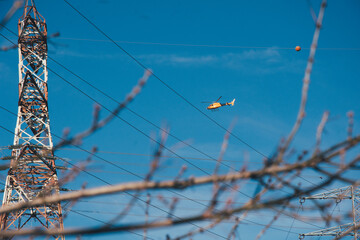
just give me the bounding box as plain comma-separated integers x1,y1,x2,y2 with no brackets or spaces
0,1,64,239
300,185,360,239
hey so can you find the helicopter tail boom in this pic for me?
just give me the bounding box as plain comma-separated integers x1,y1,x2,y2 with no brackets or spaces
229,98,235,106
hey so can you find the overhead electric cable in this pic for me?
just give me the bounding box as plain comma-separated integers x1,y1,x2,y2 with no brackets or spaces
0,114,323,231
285,206,301,240
0,5,347,194
0,23,246,179
62,0,269,160
59,2,340,197
76,199,331,223
1,27,297,197
0,120,324,234
45,56,243,172
1,20,312,206
68,209,155,240
0,2,330,236
59,148,347,170
57,37,360,51
0,30,222,182
70,209,306,234
0,41,322,234
0,122,230,240
0,28,325,231
47,66,246,186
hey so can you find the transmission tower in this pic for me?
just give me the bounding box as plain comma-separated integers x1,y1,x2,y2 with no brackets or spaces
0,1,64,239
299,185,360,239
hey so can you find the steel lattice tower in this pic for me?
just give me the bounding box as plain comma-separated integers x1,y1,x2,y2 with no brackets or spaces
300,185,360,239
0,1,64,239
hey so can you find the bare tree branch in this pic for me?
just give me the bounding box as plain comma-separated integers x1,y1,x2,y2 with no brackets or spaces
0,135,359,218
279,0,327,159
0,0,23,32
54,69,152,150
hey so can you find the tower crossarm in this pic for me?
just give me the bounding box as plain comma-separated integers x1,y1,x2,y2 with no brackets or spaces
300,185,359,202
299,222,357,238
300,185,360,239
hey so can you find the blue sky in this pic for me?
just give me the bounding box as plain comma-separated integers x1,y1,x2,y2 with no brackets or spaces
0,0,360,239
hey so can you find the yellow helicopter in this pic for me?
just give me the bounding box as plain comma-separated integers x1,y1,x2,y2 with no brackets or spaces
203,96,235,110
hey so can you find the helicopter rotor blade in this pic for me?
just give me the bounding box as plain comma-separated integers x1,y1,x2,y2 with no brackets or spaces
201,101,213,103
215,96,222,102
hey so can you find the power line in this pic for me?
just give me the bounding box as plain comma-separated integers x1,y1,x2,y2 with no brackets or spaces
0,49,324,240
77,199,332,223
0,32,224,183
285,206,301,240
0,120,324,234
58,148,347,171
45,56,242,171
57,161,327,181
0,2,339,237
60,148,251,163
0,21,325,232
21,19,324,207
0,42,323,231
56,164,230,240
62,0,269,161
0,23,247,182
47,63,273,197
0,116,230,240
45,47,328,203
44,49,297,197
70,209,309,232
56,37,360,51
0,115,322,232
1,20,319,213
68,209,155,240
0,121,230,240
59,2,346,198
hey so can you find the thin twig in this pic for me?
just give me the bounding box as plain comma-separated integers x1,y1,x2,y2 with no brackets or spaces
54,69,152,150
0,135,359,216
279,0,327,160
315,111,330,153
0,1,23,32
